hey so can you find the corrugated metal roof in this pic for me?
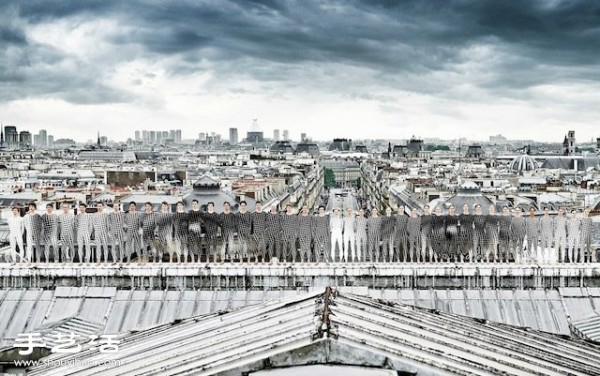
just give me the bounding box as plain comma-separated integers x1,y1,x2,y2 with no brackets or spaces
2,286,600,352
34,317,104,350
571,312,600,344
341,287,571,335
27,289,600,376
332,293,600,376
0,287,309,350
29,291,323,376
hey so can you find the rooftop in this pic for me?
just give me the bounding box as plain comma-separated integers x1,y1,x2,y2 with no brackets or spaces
23,288,600,376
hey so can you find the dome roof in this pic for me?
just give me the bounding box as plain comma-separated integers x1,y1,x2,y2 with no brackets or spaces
459,180,480,192
446,181,493,212
509,155,537,172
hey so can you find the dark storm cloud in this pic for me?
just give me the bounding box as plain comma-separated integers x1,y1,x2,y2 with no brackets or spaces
0,25,27,45
2,0,600,104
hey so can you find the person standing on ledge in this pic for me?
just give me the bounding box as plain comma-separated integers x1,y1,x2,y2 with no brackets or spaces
380,207,395,263
24,203,42,263
355,208,368,263
329,208,343,262
188,199,203,263
41,204,59,263
280,204,298,263
420,205,433,262
58,204,76,263
407,208,421,263
236,201,252,262
155,201,173,263
525,207,539,263
510,207,527,263
567,209,580,264
498,206,512,262
554,207,568,263
342,207,356,262
444,204,459,262
394,206,408,262
580,208,593,262
312,205,330,263
219,201,238,262
459,204,474,263
430,206,445,263
484,204,499,263
76,203,93,263
297,205,313,263
109,203,127,263
250,201,267,263
92,202,111,263
539,207,554,264
7,206,25,263
367,209,381,262
472,204,486,263
265,205,282,263
200,202,219,263
172,202,189,263
141,202,157,263
124,202,142,263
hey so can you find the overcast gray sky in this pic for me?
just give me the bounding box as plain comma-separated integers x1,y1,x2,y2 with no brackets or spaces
1,0,599,143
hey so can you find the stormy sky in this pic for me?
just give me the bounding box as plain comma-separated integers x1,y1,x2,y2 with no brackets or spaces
1,0,600,143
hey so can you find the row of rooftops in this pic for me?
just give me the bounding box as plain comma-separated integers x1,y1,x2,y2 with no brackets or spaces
1,144,599,218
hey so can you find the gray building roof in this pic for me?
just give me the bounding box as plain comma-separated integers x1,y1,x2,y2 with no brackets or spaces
3,285,600,354
26,289,600,376
541,156,600,171
571,311,600,344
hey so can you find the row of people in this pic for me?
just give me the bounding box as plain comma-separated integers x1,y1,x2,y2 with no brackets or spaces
5,200,595,264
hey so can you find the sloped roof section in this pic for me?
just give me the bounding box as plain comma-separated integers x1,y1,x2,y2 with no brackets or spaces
571,311,600,344
33,316,104,350
0,287,309,350
28,289,600,376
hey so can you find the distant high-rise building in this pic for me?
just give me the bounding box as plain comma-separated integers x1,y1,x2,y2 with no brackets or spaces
19,131,32,149
198,132,206,141
301,133,307,142
135,130,141,142
283,130,289,141
174,129,182,143
229,127,238,145
149,131,156,144
142,130,149,144
37,129,48,148
156,132,162,144
100,136,108,146
48,135,54,148
273,129,280,141
4,126,18,148
162,131,169,141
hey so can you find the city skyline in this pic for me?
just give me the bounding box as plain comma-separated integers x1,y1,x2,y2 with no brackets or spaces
1,1,600,142
3,122,600,146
